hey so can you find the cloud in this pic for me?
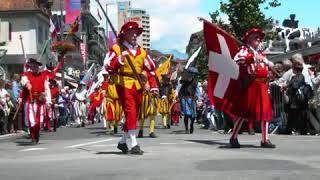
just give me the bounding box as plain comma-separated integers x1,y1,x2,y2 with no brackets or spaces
90,0,210,52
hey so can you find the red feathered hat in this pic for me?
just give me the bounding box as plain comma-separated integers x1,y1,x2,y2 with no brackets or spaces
242,28,265,44
118,21,143,38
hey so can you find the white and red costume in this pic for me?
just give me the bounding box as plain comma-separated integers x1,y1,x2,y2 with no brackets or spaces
20,70,50,142
231,46,273,121
20,58,63,143
228,28,275,148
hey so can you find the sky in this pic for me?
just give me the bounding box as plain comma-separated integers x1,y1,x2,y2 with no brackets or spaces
90,0,320,53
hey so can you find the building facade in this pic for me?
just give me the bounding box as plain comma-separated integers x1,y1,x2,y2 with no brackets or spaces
0,0,52,74
51,0,106,71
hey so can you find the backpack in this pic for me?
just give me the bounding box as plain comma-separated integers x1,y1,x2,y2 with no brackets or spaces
296,83,313,104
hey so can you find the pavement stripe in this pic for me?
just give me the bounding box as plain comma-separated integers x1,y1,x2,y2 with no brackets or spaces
91,144,117,147
64,138,115,149
160,143,178,145
20,148,48,152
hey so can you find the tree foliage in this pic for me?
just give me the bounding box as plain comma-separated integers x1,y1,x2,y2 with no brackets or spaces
220,0,281,40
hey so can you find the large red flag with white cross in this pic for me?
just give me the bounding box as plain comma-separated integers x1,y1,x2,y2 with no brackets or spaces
203,20,240,112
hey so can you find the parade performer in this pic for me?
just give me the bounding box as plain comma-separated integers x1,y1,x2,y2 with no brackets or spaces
105,21,158,155
138,71,158,138
73,82,88,127
18,58,58,144
48,79,60,131
87,78,106,125
229,28,276,148
159,74,172,129
104,75,122,135
170,80,180,126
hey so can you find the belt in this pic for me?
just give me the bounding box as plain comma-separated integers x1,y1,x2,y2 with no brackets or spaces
119,72,142,79
254,77,268,83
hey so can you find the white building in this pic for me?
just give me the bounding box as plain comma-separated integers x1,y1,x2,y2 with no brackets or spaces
117,1,151,50
127,8,150,50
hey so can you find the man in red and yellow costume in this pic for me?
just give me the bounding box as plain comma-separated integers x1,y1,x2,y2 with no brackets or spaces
229,28,276,148
105,21,158,155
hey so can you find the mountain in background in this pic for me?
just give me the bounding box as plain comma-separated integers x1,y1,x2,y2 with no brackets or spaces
163,49,188,60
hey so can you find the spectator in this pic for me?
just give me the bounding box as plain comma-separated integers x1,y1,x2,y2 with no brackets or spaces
286,62,313,135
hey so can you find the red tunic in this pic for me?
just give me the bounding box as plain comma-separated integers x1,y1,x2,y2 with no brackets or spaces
50,86,59,100
20,71,48,101
230,46,273,121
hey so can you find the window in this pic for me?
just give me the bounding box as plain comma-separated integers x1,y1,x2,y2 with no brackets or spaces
38,25,43,43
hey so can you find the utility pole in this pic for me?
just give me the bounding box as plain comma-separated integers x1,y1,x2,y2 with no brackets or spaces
60,0,65,87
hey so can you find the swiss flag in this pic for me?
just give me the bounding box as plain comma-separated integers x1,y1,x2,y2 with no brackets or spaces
203,20,240,114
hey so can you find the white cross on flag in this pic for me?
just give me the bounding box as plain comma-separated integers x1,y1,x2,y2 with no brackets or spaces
203,20,240,111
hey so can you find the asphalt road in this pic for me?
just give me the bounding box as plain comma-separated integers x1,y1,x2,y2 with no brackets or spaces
0,119,320,180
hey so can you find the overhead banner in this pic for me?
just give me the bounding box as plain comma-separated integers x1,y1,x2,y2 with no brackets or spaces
65,0,81,25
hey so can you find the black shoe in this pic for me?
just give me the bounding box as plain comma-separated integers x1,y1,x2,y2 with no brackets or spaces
190,126,194,134
81,122,85,127
149,132,157,138
261,139,276,148
248,129,255,135
36,132,40,143
229,138,240,148
117,143,128,154
31,139,38,145
114,126,118,134
137,130,143,138
167,125,171,129
130,145,144,155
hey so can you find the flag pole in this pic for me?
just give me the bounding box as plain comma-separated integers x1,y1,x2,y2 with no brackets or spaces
19,35,27,71
95,0,145,90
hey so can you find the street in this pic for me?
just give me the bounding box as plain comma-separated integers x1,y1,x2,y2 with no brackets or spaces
0,120,320,180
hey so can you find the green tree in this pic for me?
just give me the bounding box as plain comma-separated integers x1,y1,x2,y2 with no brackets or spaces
220,0,281,40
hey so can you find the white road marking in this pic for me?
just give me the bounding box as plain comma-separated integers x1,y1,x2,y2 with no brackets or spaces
91,144,117,147
64,138,115,149
160,143,178,145
20,148,48,152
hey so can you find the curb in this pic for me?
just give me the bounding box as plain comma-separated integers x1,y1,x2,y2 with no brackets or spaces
0,131,27,140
